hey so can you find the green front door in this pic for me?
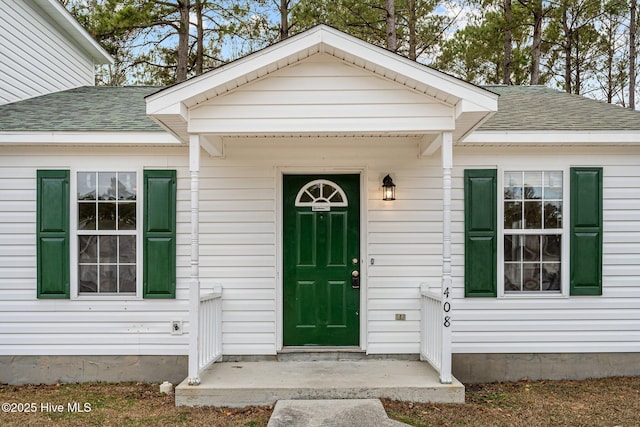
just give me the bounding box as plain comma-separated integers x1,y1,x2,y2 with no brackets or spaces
283,174,360,346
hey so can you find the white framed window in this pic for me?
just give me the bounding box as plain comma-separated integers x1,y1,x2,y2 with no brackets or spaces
502,171,564,295
76,171,138,296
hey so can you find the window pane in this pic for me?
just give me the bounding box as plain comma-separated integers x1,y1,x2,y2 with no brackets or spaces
98,172,117,200
542,235,561,261
544,171,563,199
79,265,97,293
504,202,522,229
504,263,521,291
504,172,522,200
79,236,97,263
118,203,136,230
524,201,542,229
119,235,136,263
523,264,541,291
504,235,522,261
321,184,334,199
504,172,522,187
118,172,136,200
524,172,542,199
308,184,321,198
300,192,313,203
100,265,117,292
544,201,563,229
524,235,540,261
119,265,136,293
77,172,96,200
504,186,522,200
78,203,96,230
543,263,561,290
98,203,116,230
99,236,117,263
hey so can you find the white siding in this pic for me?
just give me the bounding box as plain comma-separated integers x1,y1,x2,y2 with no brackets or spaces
0,0,95,104
0,146,190,356
1,142,639,358
451,146,640,353
188,54,455,134
196,139,439,355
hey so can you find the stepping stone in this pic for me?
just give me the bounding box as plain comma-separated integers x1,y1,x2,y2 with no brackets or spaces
267,399,409,427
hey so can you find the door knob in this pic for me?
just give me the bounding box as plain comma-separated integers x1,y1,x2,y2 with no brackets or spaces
351,270,360,289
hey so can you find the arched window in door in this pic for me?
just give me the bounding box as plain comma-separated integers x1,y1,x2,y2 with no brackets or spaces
295,179,348,208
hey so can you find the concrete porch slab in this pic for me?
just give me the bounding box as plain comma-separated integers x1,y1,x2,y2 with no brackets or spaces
175,360,464,407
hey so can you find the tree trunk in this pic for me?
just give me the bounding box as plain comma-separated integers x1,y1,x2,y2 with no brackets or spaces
575,31,580,95
176,0,190,82
562,7,572,93
530,0,543,85
195,0,203,75
280,0,289,40
503,0,512,84
408,0,417,60
606,20,614,103
631,0,637,109
386,0,396,51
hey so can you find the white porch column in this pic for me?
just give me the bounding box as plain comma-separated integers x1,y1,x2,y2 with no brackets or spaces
187,135,201,385
440,131,453,384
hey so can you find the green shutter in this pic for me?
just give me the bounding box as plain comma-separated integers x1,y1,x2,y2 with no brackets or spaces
143,170,177,298
37,170,70,298
570,167,603,296
464,169,497,297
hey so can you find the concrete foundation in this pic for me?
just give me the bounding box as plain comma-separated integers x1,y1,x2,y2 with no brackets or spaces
453,353,640,383
2,352,637,386
0,355,187,385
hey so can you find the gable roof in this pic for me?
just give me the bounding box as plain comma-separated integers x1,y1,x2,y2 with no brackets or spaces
146,25,499,142
33,0,112,65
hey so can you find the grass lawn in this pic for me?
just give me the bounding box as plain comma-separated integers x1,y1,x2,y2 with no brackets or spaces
0,376,638,426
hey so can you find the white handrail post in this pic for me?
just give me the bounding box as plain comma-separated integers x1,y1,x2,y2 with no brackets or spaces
440,132,453,384
187,135,201,385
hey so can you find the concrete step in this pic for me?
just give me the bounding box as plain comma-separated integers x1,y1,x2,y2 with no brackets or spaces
267,399,410,427
175,360,465,407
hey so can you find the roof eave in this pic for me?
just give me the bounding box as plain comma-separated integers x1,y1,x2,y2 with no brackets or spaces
0,131,181,145
462,130,640,145
33,0,113,65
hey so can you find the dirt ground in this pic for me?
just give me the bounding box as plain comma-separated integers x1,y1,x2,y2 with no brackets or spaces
0,376,638,426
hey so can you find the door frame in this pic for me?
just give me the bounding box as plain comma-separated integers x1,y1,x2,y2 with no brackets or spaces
275,167,368,352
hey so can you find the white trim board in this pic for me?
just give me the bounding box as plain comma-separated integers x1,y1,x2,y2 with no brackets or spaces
462,131,640,145
0,131,182,145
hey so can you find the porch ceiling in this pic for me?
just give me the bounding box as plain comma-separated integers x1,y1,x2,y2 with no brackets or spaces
146,25,498,144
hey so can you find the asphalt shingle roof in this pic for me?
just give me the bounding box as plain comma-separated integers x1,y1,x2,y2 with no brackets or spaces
1,84,640,133
0,86,163,131
480,85,640,131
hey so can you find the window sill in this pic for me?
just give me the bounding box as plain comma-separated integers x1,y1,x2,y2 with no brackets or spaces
500,291,569,299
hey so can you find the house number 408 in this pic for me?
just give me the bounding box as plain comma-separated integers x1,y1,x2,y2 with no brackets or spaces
443,288,451,328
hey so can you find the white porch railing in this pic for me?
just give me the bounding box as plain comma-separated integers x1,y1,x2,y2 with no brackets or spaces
198,286,223,373
188,284,222,385
420,283,452,384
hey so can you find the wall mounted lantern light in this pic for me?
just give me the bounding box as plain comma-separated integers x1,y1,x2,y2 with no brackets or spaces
382,174,396,201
